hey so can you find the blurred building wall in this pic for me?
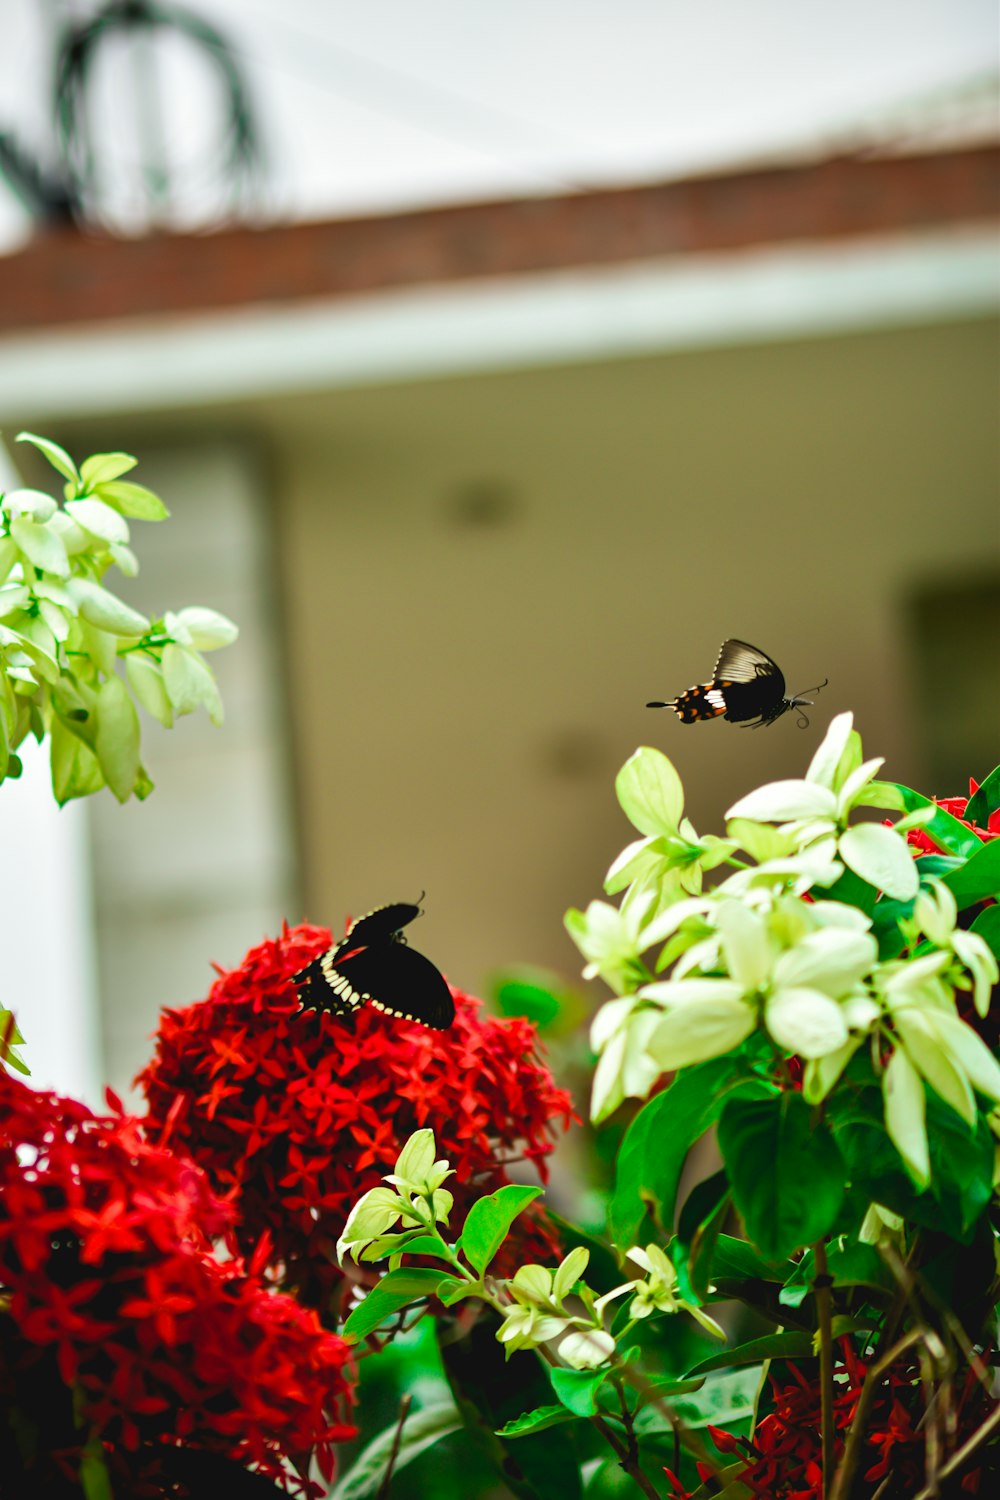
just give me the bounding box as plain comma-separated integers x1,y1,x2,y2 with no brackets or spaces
264,313,998,994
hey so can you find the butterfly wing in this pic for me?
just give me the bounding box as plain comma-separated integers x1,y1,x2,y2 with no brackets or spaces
328,941,455,1029
713,639,785,690
663,683,728,723
345,901,422,946
708,639,785,726
292,935,454,1029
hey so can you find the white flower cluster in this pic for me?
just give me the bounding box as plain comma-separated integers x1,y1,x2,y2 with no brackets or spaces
496,1240,723,1370
570,714,999,1186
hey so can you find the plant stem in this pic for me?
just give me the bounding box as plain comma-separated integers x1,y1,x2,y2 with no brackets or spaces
376,1394,412,1500
911,1400,1000,1500
813,1240,835,1499
589,1412,663,1500
829,1330,922,1500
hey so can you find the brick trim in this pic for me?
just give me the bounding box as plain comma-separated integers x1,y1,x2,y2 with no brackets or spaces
2,146,997,334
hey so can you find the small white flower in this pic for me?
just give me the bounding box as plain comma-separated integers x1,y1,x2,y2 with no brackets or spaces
496,1304,570,1354
558,1329,616,1369
726,713,918,901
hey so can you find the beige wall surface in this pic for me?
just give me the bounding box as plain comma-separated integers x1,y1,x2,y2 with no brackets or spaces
21,312,998,1026
265,315,999,995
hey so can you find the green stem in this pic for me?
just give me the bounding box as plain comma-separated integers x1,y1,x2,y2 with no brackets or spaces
813,1241,835,1499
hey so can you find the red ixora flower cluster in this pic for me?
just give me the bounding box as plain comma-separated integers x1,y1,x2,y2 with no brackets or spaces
0,1074,355,1497
664,1340,992,1498
138,922,575,1310
902,778,1000,856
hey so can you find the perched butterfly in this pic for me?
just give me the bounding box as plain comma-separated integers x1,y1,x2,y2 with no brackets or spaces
292,899,455,1029
647,639,827,729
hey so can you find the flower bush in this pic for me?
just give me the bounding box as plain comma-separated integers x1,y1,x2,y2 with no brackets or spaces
328,717,1000,1500
5,432,999,1500
0,1074,356,1497
138,921,574,1310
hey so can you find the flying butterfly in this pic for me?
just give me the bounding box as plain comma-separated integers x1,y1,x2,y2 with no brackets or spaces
647,639,827,729
291,899,455,1030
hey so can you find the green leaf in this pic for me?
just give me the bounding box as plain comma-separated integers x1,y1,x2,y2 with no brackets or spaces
162,643,222,722
389,1231,451,1261
79,1433,114,1500
633,1367,760,1434
688,1184,733,1300
965,768,1000,829
67,578,149,638
50,717,104,805
93,479,169,520
125,653,174,727
16,431,79,482
169,605,238,650
95,674,140,802
709,1234,792,1285
331,1401,464,1500
80,452,138,487
495,1404,578,1438
342,1268,448,1340
9,516,69,576
610,1059,772,1244
543,1211,623,1297
0,536,17,584
778,1242,894,1310
438,1313,582,1500
871,895,915,959
839,823,918,902
459,1185,542,1275
884,783,985,858
943,840,1000,908
616,746,684,836
718,1094,846,1260
75,619,117,676
65,498,130,545
493,972,561,1027
0,1010,30,1075
822,865,877,916
830,1077,995,1243
686,1331,815,1378
970,904,1000,963
548,1365,609,1417
436,1275,480,1307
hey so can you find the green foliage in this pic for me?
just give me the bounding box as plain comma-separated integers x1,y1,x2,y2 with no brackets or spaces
718,1093,846,1260
0,433,236,802
943,838,1000,907
330,1402,464,1500
965,768,1000,827
610,1057,771,1244
342,1269,451,1341
0,1010,29,1075
459,1185,542,1275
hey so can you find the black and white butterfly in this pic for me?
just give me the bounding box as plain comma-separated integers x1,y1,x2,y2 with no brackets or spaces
647,639,827,729
292,900,455,1030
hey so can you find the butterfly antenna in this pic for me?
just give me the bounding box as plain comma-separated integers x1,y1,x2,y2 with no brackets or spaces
793,676,829,700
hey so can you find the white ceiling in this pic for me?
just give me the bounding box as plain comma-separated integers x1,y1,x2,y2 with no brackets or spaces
0,0,996,245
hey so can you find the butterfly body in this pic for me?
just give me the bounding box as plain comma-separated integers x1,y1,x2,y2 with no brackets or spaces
648,640,826,729
292,901,455,1029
